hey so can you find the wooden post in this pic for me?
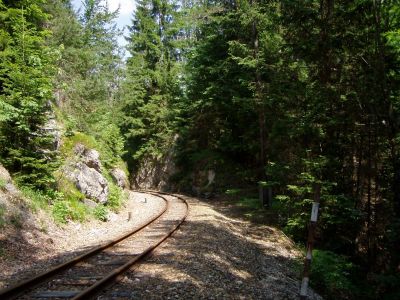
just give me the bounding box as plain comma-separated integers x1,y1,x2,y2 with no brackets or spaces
300,183,321,299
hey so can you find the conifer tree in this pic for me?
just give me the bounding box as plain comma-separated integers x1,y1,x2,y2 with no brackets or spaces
0,0,57,188
122,0,182,168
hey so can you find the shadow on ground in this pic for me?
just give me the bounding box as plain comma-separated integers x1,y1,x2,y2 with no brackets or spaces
0,196,320,300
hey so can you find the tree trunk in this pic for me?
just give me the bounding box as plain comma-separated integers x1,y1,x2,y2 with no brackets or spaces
251,0,270,207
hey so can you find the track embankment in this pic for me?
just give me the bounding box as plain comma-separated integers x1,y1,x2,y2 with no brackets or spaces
1,191,322,299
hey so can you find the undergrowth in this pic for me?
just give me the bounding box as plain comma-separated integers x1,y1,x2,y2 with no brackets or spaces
93,205,108,221
0,178,6,189
0,203,5,228
20,186,53,212
52,198,88,224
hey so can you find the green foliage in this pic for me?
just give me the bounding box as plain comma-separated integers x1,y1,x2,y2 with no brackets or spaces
52,198,87,224
107,183,125,212
0,178,6,189
60,132,97,157
0,0,58,189
225,189,241,195
311,250,357,299
0,203,5,228
20,186,53,212
55,174,85,203
93,204,107,222
121,0,183,170
236,197,262,210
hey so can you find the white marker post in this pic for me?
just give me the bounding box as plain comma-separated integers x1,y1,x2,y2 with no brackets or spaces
300,184,321,299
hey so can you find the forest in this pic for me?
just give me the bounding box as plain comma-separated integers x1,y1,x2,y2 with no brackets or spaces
0,0,399,299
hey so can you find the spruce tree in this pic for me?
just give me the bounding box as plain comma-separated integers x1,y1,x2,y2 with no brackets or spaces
0,0,57,188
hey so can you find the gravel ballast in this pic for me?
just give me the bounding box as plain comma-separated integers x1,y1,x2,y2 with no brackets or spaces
0,191,164,289
101,194,322,300
0,192,322,299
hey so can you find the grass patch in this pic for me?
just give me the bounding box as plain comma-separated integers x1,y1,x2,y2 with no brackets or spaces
52,198,88,224
60,132,98,158
55,175,85,202
10,212,23,228
236,197,263,210
93,205,108,221
0,178,6,190
20,186,53,212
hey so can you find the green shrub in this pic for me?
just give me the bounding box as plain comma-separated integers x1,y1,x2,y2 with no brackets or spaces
107,183,125,212
93,205,108,221
20,186,53,212
0,178,6,189
236,197,262,210
55,175,85,203
52,201,70,224
52,198,88,224
310,249,357,299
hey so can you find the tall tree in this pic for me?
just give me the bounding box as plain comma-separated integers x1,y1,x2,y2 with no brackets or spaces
0,0,57,188
121,0,182,172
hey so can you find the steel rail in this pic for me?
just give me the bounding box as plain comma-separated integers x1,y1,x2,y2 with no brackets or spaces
71,191,189,299
0,192,169,300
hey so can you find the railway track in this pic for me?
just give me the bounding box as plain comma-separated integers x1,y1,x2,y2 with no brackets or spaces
0,191,189,300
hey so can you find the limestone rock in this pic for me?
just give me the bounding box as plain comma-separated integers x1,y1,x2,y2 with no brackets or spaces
73,143,86,156
74,144,101,172
111,168,129,189
74,163,108,204
83,149,101,171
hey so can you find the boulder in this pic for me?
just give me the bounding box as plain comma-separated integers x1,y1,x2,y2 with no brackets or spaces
74,144,101,172
73,163,108,204
83,149,101,172
111,168,129,189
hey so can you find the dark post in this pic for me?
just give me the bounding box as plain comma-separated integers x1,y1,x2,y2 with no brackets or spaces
259,184,271,207
299,183,321,299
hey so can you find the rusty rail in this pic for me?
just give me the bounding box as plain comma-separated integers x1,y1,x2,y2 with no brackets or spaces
0,191,174,299
72,191,189,299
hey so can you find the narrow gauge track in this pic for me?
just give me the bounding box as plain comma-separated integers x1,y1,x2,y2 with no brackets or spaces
0,191,189,300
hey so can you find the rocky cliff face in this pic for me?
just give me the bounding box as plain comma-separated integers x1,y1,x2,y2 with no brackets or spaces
111,168,129,189
132,135,178,191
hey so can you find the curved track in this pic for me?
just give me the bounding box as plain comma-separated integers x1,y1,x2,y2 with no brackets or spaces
0,191,189,300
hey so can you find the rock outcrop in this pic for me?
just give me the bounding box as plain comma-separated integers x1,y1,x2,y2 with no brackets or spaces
110,168,128,189
65,144,109,204
132,134,178,190
74,162,109,204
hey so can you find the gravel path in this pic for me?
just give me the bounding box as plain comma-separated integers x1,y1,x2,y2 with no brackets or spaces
0,191,164,289
99,194,322,300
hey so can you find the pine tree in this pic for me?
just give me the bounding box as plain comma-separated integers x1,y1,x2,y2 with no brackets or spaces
122,0,182,168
